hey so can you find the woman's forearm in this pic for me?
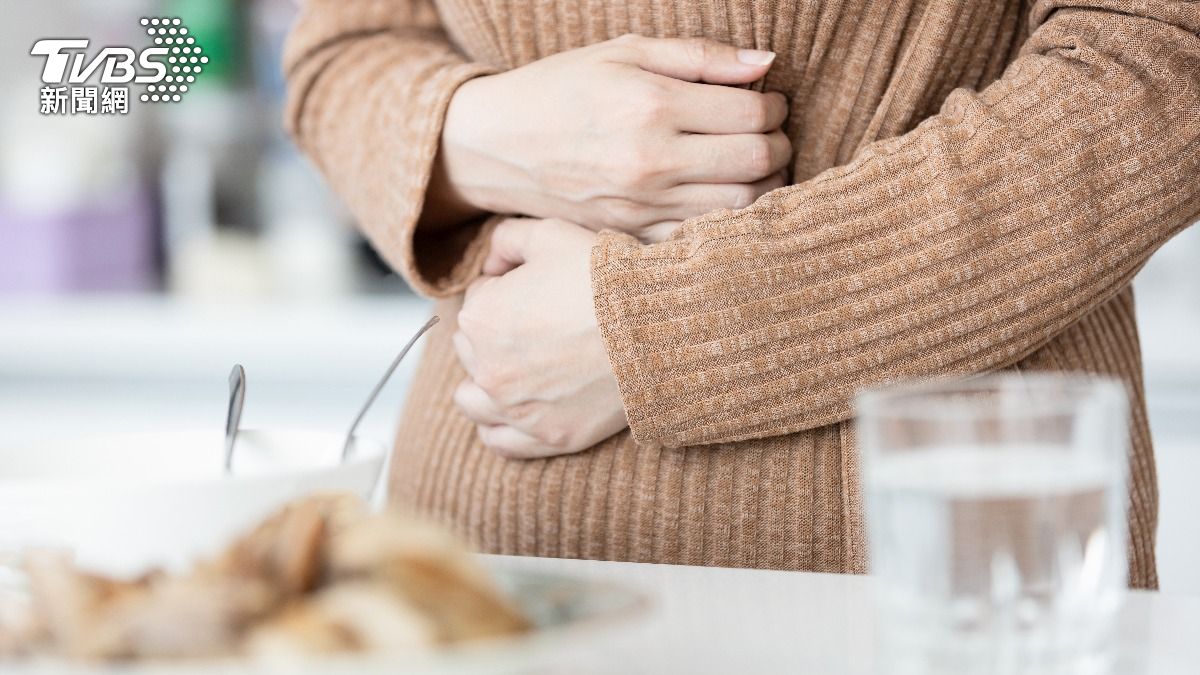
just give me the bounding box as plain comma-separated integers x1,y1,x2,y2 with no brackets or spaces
283,0,497,296
592,1,1200,448
413,35,793,241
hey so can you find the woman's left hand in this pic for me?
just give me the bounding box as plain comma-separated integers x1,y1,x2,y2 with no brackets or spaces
452,218,628,458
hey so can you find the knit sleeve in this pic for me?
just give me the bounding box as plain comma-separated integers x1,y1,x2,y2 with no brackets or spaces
592,0,1200,448
283,0,497,297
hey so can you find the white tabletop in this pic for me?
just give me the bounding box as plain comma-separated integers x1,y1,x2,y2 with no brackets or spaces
483,554,1200,674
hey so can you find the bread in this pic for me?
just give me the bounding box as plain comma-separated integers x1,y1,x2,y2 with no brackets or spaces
1,494,529,661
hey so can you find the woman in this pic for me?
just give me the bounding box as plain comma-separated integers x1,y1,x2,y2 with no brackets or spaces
285,0,1200,589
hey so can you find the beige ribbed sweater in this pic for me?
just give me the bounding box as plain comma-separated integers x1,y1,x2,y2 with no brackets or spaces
285,0,1200,589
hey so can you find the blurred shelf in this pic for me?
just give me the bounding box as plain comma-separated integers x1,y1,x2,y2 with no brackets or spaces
0,294,433,384
0,293,437,451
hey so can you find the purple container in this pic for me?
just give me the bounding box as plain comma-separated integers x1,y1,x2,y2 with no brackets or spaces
0,188,156,294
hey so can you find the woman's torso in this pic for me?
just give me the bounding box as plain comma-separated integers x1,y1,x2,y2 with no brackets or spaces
391,0,1158,587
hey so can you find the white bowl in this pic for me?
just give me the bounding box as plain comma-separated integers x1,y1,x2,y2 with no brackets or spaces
0,429,386,578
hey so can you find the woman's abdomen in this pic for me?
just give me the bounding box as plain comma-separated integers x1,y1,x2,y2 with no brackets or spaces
390,298,865,572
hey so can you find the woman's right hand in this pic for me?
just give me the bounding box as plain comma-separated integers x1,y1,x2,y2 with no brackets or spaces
425,34,791,242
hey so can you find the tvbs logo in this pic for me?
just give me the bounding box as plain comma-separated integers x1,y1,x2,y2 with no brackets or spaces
31,17,207,114
32,39,170,86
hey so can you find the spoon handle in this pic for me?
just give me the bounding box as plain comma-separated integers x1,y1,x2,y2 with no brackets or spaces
224,364,246,473
342,316,440,462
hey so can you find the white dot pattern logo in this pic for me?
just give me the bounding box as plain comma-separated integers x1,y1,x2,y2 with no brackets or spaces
140,16,208,104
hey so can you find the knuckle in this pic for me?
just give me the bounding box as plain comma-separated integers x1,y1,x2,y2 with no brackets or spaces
625,146,662,183
771,92,790,123
682,37,711,68
744,135,774,176
473,366,510,401
456,306,483,335
731,184,761,209
777,135,796,158
533,424,572,452
503,400,540,423
743,96,771,131
608,166,640,194
621,79,671,126
479,429,511,457
604,33,645,62
476,424,495,445
641,84,672,121
600,198,643,229
452,380,471,407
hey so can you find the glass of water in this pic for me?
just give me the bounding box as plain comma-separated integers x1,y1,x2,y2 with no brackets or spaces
857,374,1129,675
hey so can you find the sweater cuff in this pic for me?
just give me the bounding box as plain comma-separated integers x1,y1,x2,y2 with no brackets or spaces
374,61,497,297
591,229,676,446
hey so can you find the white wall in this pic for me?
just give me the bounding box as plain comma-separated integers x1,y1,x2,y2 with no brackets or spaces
1136,225,1200,594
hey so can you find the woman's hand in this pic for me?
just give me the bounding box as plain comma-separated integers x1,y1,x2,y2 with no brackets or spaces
452,218,626,458
427,34,791,242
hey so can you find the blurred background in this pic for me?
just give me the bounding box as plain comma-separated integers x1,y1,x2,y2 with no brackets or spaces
1,1,1197,591
0,0,430,448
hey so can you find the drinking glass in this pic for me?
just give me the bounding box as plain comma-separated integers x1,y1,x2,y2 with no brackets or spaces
857,374,1129,675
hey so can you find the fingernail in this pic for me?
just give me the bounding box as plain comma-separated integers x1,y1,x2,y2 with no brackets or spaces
737,49,775,66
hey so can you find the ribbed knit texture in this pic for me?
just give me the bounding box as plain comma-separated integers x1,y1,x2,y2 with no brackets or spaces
285,0,1200,590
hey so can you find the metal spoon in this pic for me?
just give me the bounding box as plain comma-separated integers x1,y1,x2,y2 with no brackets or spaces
342,315,440,461
224,364,246,474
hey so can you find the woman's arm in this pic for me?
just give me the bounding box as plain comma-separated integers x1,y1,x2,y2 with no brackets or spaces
286,7,793,295
594,0,1200,447
284,0,497,296
425,36,793,241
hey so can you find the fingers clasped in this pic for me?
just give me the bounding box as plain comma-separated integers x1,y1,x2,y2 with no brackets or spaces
450,219,628,460
451,333,583,460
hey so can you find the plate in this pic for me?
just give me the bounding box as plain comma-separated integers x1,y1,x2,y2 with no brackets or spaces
3,568,651,674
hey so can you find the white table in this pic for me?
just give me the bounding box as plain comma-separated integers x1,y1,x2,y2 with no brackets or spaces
483,555,1200,674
